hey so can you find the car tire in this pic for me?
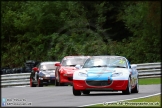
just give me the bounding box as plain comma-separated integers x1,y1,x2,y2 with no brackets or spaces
55,73,65,86
55,71,59,86
132,77,139,93
37,79,43,87
73,86,81,96
55,78,59,86
122,77,131,94
30,78,36,87
82,90,90,95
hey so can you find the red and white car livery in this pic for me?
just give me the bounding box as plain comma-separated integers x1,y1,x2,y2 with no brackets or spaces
73,56,139,96
54,56,90,86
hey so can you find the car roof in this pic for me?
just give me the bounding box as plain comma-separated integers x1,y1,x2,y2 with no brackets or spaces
64,55,90,57
90,55,125,58
63,56,90,58
40,61,60,65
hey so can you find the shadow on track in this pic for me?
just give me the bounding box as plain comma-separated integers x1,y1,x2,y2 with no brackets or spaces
82,92,139,96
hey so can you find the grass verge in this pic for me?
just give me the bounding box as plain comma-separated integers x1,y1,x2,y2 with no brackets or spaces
139,77,161,85
87,94,161,107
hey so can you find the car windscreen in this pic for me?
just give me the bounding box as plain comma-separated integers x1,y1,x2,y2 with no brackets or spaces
83,56,128,68
39,64,56,71
61,57,88,66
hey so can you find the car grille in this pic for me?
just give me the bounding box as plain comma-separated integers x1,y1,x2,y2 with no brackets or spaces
86,80,112,86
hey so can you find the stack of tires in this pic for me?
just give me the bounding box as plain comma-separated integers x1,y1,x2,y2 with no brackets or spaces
1,67,12,75
1,67,24,75
1,60,40,75
22,60,40,73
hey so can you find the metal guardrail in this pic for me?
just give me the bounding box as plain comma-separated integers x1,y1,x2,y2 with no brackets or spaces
1,62,161,87
1,73,30,87
136,62,161,79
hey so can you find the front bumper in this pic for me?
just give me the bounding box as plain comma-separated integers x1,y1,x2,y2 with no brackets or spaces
60,73,73,84
73,80,128,91
39,77,55,84
39,76,55,80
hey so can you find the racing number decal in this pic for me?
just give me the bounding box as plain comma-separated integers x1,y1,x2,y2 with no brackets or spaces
119,59,125,64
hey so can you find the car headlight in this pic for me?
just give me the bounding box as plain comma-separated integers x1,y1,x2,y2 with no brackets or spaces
111,72,123,77
78,72,88,77
45,74,50,77
39,72,46,77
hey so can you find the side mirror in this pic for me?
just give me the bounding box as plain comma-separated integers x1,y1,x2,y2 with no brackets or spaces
75,65,81,69
32,67,39,72
131,64,137,69
55,63,61,66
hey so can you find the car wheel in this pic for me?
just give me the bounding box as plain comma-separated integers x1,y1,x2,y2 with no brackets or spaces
132,77,139,93
73,86,81,96
37,79,43,87
82,90,90,95
30,78,36,87
55,78,59,86
56,73,65,86
122,77,131,94
55,71,59,86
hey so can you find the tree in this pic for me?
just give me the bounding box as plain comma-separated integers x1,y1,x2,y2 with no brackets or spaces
119,1,161,63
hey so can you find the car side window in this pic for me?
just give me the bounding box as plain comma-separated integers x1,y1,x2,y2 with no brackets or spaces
38,64,42,71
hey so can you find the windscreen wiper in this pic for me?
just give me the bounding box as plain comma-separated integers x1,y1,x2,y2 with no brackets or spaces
108,66,126,68
68,65,76,67
91,65,107,68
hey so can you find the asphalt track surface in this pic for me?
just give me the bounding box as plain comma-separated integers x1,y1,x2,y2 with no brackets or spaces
1,84,161,107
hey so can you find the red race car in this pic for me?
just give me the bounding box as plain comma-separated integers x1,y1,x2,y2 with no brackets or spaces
55,56,90,86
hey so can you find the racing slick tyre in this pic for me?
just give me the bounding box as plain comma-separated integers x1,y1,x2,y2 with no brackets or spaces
73,86,81,96
55,73,65,86
55,78,59,86
82,90,90,95
131,77,139,93
30,78,36,87
122,77,131,95
37,79,43,87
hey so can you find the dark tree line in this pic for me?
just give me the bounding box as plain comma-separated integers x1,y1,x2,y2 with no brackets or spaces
1,1,161,68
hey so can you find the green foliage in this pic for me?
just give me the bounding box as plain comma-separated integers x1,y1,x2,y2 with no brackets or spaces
120,1,161,63
1,1,161,67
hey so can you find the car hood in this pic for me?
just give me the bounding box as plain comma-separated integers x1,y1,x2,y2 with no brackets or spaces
80,67,128,80
60,66,78,74
40,70,55,75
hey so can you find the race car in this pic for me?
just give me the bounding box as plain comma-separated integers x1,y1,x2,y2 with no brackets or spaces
73,55,139,96
30,61,59,87
54,56,90,86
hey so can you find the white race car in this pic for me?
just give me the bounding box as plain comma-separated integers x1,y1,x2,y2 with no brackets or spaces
73,56,139,96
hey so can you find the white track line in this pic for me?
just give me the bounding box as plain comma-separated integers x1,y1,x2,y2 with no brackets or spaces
79,92,161,107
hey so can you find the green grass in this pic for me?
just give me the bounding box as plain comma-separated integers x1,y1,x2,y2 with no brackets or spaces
87,95,161,107
139,78,161,85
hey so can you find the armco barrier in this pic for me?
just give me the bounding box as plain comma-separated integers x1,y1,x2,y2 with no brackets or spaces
1,62,161,87
136,62,161,78
1,73,30,87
